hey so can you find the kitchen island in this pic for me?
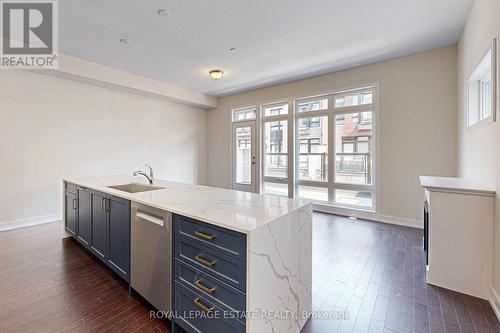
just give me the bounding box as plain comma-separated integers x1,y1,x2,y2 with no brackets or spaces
62,175,312,333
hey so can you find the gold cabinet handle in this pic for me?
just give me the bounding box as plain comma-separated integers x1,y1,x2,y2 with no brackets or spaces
194,255,216,268
194,230,215,241
195,279,216,294
193,297,214,313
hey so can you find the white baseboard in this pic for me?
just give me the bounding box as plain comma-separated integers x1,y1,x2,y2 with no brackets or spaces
489,285,500,323
0,214,61,232
313,203,423,229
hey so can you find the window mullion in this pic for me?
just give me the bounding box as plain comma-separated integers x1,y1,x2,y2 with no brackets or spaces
327,99,335,203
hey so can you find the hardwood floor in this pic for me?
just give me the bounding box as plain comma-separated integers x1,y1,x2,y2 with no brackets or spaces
0,222,170,333
302,213,499,333
0,214,498,333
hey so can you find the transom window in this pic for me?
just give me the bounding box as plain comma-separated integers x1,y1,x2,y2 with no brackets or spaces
232,107,256,121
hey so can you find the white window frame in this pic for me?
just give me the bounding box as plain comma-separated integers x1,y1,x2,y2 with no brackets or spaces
467,40,497,130
294,85,377,211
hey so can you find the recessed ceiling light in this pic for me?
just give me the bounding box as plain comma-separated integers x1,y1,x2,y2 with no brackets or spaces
157,9,170,17
209,69,224,80
120,38,131,44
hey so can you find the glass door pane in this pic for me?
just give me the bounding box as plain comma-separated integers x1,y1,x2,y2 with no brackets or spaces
235,127,252,184
233,122,256,192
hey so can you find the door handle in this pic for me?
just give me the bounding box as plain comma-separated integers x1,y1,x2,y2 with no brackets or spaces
72,199,78,210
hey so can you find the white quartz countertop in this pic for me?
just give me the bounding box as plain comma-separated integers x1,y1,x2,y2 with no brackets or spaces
419,176,495,196
64,175,309,234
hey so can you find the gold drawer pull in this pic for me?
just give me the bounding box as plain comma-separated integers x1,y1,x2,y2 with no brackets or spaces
195,230,215,241
194,255,216,268
195,279,216,294
193,297,214,313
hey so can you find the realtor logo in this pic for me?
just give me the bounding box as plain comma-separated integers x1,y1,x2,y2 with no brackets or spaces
1,0,58,68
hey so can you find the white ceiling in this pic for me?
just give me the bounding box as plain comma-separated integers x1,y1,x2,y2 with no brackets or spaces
59,0,472,97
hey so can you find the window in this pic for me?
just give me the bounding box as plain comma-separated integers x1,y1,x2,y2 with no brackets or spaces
335,112,373,186
294,87,376,208
296,98,328,112
299,117,321,128
298,116,328,183
335,91,373,108
233,107,256,121
265,120,287,177
263,103,288,116
231,85,376,211
468,50,493,127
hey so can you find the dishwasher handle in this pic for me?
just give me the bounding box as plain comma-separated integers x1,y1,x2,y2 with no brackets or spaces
136,210,166,227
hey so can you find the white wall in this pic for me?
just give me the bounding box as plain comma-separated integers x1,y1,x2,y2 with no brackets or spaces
457,0,500,303
208,46,458,225
0,70,208,225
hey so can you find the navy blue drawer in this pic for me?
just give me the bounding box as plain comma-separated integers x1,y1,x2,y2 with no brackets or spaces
174,214,247,262
174,258,246,313
175,236,246,292
174,281,245,333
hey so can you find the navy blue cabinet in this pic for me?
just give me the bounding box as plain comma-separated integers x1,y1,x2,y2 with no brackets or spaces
107,195,131,282
172,214,247,333
65,183,131,283
90,190,107,262
77,187,91,248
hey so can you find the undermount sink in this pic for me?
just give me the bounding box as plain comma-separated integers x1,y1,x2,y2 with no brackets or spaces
108,183,165,193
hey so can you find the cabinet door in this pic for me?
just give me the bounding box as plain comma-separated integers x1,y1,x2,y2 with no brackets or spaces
77,187,91,248
90,190,107,261
64,191,77,236
107,195,130,282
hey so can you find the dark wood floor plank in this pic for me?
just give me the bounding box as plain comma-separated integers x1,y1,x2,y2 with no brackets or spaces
479,300,500,331
426,284,447,333
465,296,494,333
451,290,479,333
438,288,460,326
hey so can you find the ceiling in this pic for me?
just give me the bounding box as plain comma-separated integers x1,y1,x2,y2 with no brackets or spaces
59,0,473,97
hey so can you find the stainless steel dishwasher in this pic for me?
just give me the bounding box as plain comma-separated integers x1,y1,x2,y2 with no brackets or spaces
131,202,171,313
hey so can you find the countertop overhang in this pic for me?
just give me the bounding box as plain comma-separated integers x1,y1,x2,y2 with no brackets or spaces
64,175,310,234
419,176,495,197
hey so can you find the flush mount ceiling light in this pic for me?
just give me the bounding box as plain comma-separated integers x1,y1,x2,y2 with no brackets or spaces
157,9,170,17
209,69,224,80
120,38,131,44
229,47,237,52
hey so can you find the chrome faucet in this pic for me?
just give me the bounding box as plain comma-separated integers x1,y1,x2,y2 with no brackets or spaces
133,164,154,184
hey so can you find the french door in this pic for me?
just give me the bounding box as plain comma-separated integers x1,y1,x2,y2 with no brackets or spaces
232,121,256,192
